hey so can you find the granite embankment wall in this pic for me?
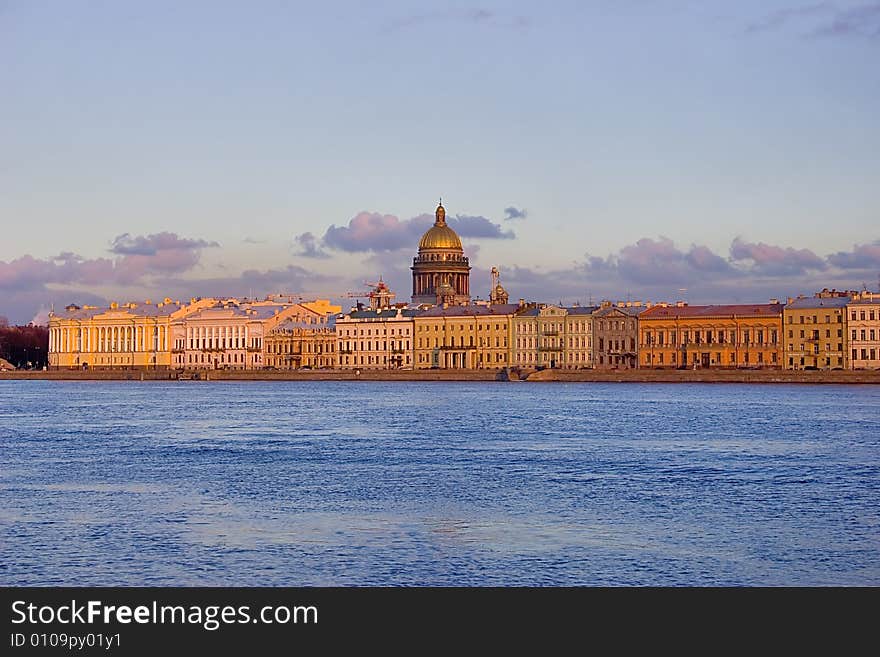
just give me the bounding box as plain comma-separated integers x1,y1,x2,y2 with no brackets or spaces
2,368,880,383
0,369,501,382
524,368,880,384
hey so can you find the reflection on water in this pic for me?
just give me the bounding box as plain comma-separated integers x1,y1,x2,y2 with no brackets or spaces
1,380,879,585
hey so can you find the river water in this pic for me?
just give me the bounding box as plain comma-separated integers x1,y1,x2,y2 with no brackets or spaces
1,380,878,585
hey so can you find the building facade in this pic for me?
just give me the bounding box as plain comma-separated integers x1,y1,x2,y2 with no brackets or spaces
173,299,337,371
264,313,336,370
847,292,880,370
414,304,517,369
511,305,596,369
48,297,215,370
411,202,470,305
335,308,418,369
639,303,783,369
593,303,641,369
783,295,850,370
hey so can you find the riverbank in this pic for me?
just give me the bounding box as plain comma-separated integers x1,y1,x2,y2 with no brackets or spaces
2,368,880,383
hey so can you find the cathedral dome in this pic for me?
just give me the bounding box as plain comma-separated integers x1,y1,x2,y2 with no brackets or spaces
418,203,462,251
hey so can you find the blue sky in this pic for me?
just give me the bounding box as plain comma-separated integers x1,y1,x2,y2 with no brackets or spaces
1,1,879,323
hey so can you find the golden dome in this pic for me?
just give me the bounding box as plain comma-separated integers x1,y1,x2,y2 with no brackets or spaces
418,202,462,250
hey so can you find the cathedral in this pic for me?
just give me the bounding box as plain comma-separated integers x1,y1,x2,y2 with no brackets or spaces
411,201,471,305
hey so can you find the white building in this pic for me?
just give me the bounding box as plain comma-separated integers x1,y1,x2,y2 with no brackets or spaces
335,307,419,369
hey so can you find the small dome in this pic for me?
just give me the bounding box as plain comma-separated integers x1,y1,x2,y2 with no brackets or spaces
436,280,456,299
418,202,462,250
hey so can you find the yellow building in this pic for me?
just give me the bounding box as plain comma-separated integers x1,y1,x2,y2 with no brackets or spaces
48,297,215,370
783,294,850,370
639,302,783,369
264,314,337,370
414,304,518,369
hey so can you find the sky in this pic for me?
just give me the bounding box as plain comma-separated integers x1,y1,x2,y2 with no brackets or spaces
1,0,879,324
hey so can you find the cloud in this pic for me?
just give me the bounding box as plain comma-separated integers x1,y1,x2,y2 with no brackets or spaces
504,206,528,221
318,210,513,253
613,237,735,285
746,3,831,33
500,235,878,307
159,265,336,301
323,212,425,252
0,232,219,323
110,232,219,256
746,3,880,40
293,232,331,259
827,240,880,270
729,237,826,276
242,236,266,244
811,3,880,39
447,214,515,239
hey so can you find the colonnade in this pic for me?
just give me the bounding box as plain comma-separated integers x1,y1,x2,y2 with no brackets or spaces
49,325,167,353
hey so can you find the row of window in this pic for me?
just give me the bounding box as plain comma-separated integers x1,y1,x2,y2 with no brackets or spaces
851,310,878,321
419,323,504,332
267,342,334,354
414,337,505,348
513,352,591,363
515,322,591,333
786,314,842,324
186,352,256,365
786,343,843,353
340,340,411,352
643,329,779,346
340,355,412,366
645,351,778,365
516,337,593,349
337,327,410,337
596,320,636,331
789,329,844,339
789,356,844,367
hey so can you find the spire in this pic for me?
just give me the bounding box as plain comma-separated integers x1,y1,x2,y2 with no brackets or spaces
435,199,446,226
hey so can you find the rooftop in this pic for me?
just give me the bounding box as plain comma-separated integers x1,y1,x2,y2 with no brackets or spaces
785,296,851,310
419,303,521,318
343,308,423,320
593,305,642,318
640,303,784,319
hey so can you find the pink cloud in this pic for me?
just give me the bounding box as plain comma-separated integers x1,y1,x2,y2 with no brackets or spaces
730,237,826,276
827,240,880,270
